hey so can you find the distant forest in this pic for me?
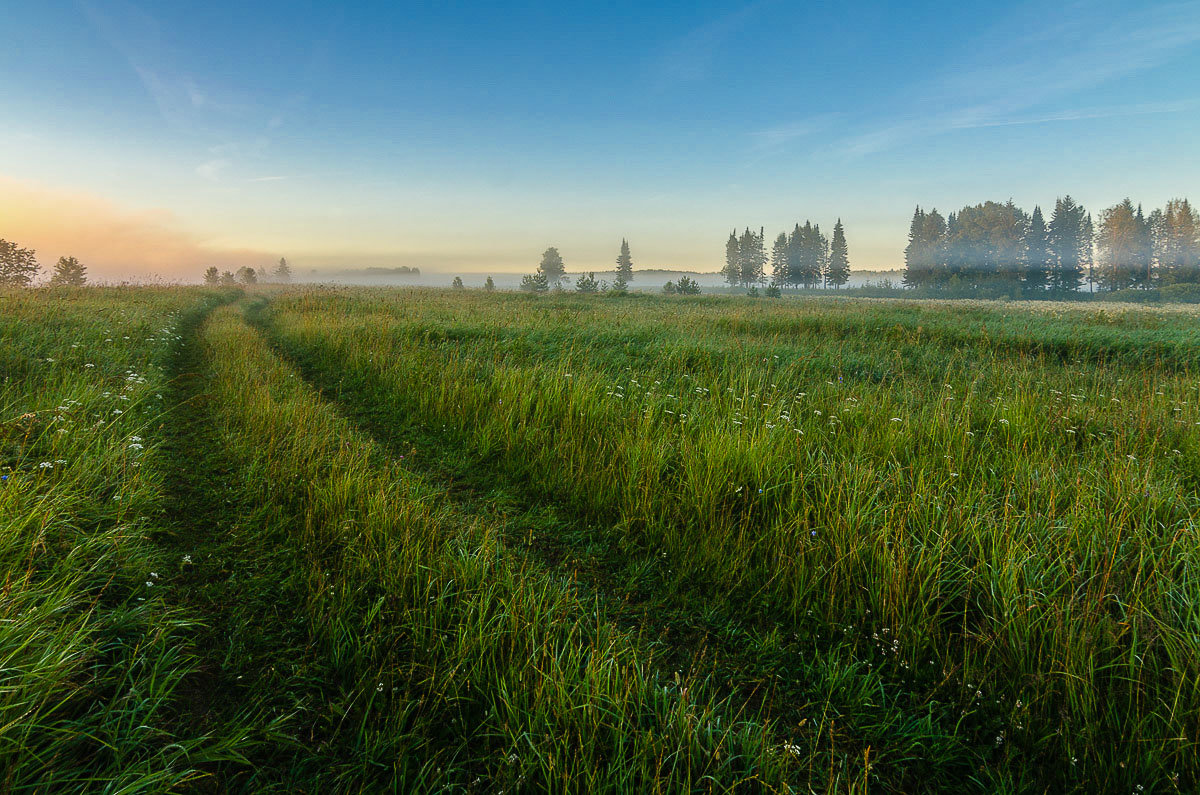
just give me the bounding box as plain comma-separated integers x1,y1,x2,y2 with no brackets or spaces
902,197,1199,295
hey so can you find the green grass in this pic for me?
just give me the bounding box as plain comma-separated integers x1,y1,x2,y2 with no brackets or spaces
4,285,1199,792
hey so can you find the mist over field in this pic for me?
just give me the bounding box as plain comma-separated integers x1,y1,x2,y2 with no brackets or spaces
4,0,1200,791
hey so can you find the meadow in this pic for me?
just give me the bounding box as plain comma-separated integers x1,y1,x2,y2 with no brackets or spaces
2,285,1198,792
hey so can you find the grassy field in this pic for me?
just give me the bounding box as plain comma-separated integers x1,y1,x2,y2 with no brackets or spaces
3,286,1198,792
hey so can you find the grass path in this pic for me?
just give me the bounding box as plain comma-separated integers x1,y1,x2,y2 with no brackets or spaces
246,297,973,789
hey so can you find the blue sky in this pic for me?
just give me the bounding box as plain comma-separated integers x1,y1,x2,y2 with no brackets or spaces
1,0,1198,278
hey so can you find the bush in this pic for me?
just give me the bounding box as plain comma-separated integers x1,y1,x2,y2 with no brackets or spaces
764,285,781,298
1159,283,1200,303
575,272,599,294
520,273,549,293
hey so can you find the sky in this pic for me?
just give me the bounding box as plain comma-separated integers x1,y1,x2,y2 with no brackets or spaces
1,0,1198,281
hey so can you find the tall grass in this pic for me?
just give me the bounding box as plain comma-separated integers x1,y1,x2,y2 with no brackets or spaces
194,303,796,790
257,288,1200,791
0,287,247,790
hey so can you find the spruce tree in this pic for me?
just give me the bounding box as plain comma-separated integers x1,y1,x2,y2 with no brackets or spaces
1159,198,1200,283
1048,196,1087,293
786,224,803,290
902,207,927,288
723,231,740,287
1097,199,1139,291
1023,206,1050,292
770,232,789,287
615,239,633,283
274,257,292,283
827,219,850,288
1134,204,1154,287
814,223,829,287
49,256,87,286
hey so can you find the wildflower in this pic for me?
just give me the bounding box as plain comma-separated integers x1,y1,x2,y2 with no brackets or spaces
39,462,54,469
182,554,193,565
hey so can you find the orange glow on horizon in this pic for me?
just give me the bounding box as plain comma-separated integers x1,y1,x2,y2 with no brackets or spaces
0,177,273,282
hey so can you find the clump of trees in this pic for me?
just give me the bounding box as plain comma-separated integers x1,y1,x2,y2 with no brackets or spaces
204,257,292,285
484,276,496,292
575,272,599,293
0,239,40,287
520,241,638,295
451,276,465,289
663,276,700,295
902,196,1198,294
725,220,851,289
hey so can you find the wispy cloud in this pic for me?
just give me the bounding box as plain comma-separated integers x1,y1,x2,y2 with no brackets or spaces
247,175,290,182
835,0,1200,157
79,0,306,182
749,114,841,152
195,158,230,180
649,1,773,90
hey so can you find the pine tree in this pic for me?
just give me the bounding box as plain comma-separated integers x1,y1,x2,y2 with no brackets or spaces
827,219,850,288
49,256,87,286
538,247,565,284
615,239,633,283
0,239,39,287
219,271,236,285
723,231,740,287
1023,206,1050,292
274,257,292,283
204,266,220,284
770,232,789,287
484,276,496,292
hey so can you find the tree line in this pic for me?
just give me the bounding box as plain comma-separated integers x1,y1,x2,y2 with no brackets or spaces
0,239,89,286
722,220,851,290
202,258,292,285
903,197,1199,293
